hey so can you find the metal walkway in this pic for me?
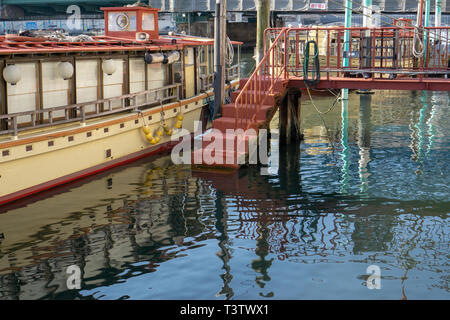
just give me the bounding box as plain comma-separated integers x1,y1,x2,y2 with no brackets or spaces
231,25,450,130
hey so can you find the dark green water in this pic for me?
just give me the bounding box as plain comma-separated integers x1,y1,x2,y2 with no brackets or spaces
0,89,448,300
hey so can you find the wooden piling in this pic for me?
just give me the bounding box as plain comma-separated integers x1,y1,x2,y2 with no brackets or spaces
279,88,302,145
256,0,270,63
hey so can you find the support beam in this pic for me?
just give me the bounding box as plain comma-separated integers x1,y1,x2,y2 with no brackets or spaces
213,0,227,118
279,88,302,145
342,0,352,100
256,0,270,63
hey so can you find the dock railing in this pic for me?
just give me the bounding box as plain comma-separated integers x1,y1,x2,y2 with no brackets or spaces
0,84,181,138
275,26,450,80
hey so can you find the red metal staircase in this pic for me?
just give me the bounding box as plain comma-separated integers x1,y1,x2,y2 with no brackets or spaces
192,30,288,169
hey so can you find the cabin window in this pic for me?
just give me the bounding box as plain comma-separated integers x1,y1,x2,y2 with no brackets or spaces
147,63,168,103
108,12,137,32
198,46,211,92
76,60,99,114
199,47,206,64
103,59,125,110
142,13,155,31
6,62,38,124
173,61,182,84
42,61,70,121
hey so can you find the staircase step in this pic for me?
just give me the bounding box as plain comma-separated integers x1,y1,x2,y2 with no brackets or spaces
222,103,275,120
231,90,276,105
200,130,252,152
212,116,264,132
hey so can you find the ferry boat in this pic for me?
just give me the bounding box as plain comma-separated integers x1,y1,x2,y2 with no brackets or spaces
0,5,242,206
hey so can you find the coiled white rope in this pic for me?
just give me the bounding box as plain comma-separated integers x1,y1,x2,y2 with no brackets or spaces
413,26,425,58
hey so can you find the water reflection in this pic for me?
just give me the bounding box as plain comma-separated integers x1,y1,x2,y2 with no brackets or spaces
0,90,448,300
358,94,372,194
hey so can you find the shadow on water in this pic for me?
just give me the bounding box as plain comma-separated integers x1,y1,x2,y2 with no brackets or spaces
0,90,448,300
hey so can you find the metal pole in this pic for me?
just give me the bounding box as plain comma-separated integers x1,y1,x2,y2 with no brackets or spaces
362,0,373,80
213,0,222,118
256,0,270,63
342,0,352,100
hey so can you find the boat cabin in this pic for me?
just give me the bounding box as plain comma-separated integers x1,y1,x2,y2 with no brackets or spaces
0,5,241,136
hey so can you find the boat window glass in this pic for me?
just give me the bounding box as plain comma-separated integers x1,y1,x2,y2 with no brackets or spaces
142,13,155,31
173,61,182,84
108,12,137,32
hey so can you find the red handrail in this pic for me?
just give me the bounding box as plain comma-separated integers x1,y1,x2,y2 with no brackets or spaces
234,28,288,130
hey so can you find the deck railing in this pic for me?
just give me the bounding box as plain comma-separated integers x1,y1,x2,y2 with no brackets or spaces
0,84,181,138
279,26,450,79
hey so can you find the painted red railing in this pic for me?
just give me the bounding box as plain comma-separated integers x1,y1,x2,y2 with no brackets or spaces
234,28,288,130
281,26,450,79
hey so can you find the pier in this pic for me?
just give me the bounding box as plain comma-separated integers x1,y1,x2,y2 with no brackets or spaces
194,23,450,168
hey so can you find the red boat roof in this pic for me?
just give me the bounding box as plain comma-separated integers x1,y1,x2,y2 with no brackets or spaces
0,35,195,55
0,34,241,55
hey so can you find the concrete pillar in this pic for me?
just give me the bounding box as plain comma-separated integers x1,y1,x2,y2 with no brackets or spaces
279,88,302,145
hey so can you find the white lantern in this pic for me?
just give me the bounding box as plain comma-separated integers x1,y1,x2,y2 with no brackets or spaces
102,59,116,75
3,64,21,85
57,62,74,80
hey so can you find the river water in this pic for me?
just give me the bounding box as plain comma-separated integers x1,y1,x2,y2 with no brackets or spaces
0,67,449,300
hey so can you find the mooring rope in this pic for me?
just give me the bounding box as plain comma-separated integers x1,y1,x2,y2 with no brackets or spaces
305,84,342,115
